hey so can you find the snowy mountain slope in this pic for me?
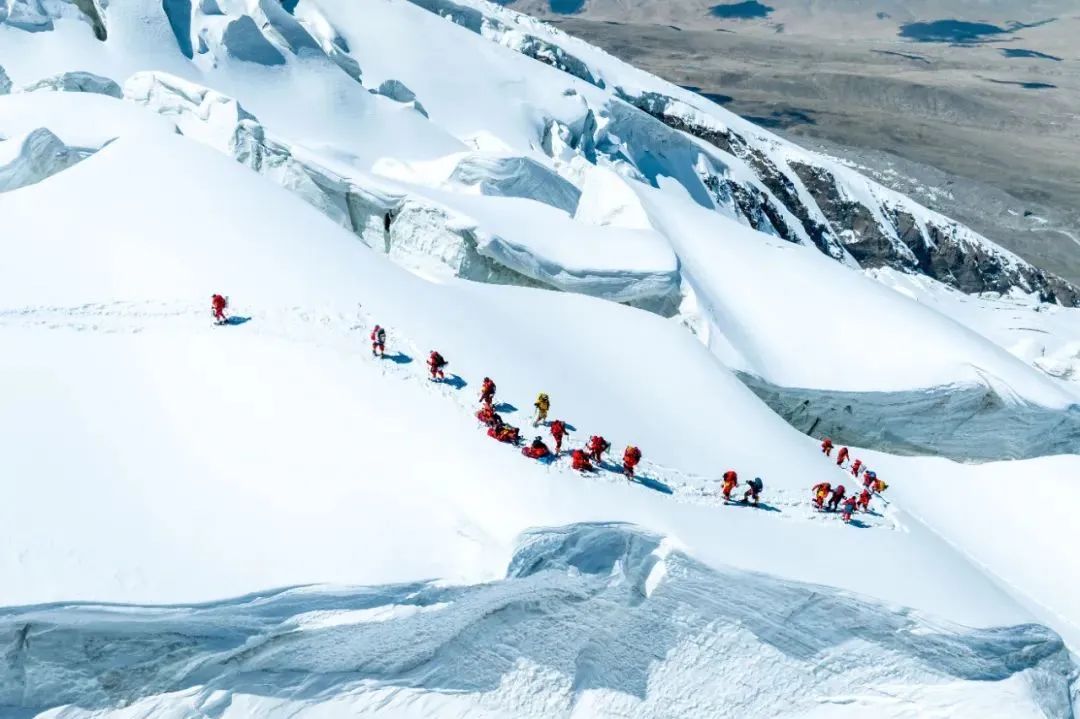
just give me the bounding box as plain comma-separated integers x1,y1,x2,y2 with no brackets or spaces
0,85,1077,623
4,82,1077,461
1,2,1079,716
3,1,1076,390
2,0,1076,308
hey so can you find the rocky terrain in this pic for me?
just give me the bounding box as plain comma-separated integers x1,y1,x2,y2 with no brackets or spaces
493,1,1080,285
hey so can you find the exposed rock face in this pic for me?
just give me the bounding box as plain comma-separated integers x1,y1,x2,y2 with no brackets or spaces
22,71,122,98
617,88,1079,305
405,0,1078,305
790,161,1080,305
406,0,604,88
450,154,581,215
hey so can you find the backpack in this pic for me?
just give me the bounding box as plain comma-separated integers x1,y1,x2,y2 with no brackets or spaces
372,327,385,343
752,478,763,491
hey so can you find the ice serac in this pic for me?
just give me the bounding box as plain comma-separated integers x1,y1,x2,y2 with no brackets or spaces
0,523,1073,718
123,72,680,310
0,127,90,192
1,0,106,39
740,374,1080,462
124,71,358,231
22,70,122,98
372,78,428,117
449,153,581,214
408,0,604,88
617,89,1080,306
220,15,285,65
0,65,11,95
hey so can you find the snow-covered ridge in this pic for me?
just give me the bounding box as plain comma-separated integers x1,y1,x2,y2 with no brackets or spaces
411,0,1079,307
2,523,1074,719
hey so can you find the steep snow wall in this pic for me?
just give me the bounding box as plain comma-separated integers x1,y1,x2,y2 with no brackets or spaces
449,154,581,214
741,373,1080,462
124,71,682,311
0,523,1072,718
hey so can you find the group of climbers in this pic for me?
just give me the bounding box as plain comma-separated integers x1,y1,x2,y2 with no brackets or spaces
816,437,890,523
464,371,644,481
719,470,765,506
360,318,774,500
210,301,888,519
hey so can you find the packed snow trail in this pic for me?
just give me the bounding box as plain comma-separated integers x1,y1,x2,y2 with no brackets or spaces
0,300,898,530
0,523,1072,719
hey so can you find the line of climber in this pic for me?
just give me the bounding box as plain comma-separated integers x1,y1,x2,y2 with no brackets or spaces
815,437,889,523
364,318,649,482
476,378,644,481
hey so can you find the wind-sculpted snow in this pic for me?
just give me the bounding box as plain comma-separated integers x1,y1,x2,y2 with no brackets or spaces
0,523,1072,718
741,373,1080,462
449,154,581,214
125,72,681,307
371,78,428,117
0,127,90,192
21,70,121,97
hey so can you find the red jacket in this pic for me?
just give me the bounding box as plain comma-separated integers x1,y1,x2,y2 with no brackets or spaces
571,449,592,471
550,421,566,440
211,294,227,311
623,446,641,466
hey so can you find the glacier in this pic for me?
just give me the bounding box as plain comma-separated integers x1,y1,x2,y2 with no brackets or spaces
0,0,1079,716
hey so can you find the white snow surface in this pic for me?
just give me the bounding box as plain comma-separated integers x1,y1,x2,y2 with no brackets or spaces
0,2,1079,717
